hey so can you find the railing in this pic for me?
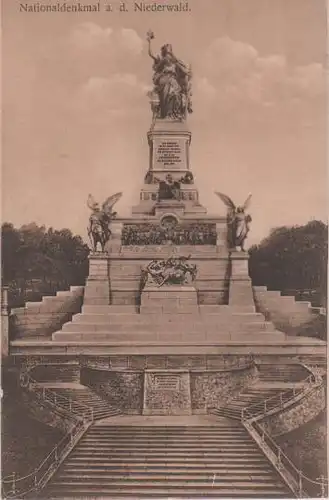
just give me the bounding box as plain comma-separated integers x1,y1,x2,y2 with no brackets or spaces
33,385,94,422
241,373,316,421
244,419,327,498
241,370,327,498
2,419,88,499
2,373,94,499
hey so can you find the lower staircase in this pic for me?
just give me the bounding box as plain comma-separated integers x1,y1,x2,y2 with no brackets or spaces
211,387,284,420
257,363,309,383
44,420,290,498
49,387,122,420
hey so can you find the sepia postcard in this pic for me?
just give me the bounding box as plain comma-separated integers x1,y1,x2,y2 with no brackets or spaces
1,0,328,498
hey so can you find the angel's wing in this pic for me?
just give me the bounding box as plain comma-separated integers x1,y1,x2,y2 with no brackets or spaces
242,193,252,211
214,192,236,211
87,194,98,211
102,192,123,214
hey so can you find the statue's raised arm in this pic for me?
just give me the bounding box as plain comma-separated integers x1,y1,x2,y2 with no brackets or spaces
146,29,157,62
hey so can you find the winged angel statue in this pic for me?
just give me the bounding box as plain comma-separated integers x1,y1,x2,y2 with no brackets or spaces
87,193,122,252
215,192,252,251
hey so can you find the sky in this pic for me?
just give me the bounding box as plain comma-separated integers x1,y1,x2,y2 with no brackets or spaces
2,0,328,246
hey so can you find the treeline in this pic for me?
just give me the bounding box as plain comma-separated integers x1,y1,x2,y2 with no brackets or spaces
2,223,89,307
249,220,327,307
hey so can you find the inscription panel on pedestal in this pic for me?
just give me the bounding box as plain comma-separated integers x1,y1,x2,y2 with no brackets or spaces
154,374,180,390
153,138,186,170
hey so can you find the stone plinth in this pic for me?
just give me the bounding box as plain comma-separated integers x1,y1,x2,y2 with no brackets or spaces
107,222,123,254
140,285,198,314
143,369,192,415
83,253,110,305
231,252,250,279
154,200,185,217
229,251,255,310
147,119,191,176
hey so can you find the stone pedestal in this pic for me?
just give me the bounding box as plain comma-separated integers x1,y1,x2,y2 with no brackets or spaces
216,221,228,250
154,200,185,217
107,222,123,254
83,253,110,305
140,285,198,314
143,369,192,415
229,252,255,310
147,119,191,176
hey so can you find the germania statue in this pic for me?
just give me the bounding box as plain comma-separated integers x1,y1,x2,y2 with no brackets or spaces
87,192,122,252
215,192,252,251
146,30,192,121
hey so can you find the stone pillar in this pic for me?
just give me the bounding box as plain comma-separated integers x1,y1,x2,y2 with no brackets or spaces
216,221,228,251
83,253,110,305
107,221,123,254
229,251,255,310
1,287,9,356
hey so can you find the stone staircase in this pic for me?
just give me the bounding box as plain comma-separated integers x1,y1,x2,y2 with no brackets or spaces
52,304,285,343
49,387,122,420
44,420,290,498
211,387,284,420
256,363,310,383
253,286,316,331
11,285,84,338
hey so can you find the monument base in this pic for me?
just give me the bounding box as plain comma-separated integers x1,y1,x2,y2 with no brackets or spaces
143,369,192,415
140,285,198,314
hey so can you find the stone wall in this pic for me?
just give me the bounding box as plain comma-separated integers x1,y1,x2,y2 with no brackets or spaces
10,286,84,339
82,354,254,371
191,365,257,411
81,368,143,413
21,390,76,433
253,286,317,335
80,362,256,414
30,364,81,383
106,254,230,306
262,384,326,436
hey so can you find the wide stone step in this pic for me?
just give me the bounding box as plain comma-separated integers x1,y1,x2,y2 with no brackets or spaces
62,322,272,333
74,443,259,452
48,480,285,489
82,305,139,314
52,332,279,342
72,313,265,324
45,487,287,498
88,428,245,434
80,437,252,444
66,456,269,465
61,465,272,473
70,451,265,459
90,426,243,432
55,473,280,482
81,305,258,315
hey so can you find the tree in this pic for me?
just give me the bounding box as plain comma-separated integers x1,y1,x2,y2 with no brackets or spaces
249,220,328,307
1,223,89,306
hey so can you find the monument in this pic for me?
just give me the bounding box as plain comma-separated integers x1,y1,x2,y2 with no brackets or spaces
80,32,257,311
11,32,325,418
